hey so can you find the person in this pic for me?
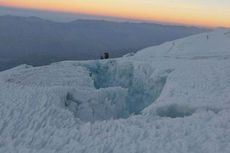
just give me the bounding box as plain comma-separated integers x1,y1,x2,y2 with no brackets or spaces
104,52,109,59
100,52,110,59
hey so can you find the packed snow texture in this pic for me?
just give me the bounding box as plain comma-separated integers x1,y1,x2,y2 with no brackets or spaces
1,29,230,153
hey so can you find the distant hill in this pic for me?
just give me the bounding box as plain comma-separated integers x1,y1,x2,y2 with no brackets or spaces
0,15,208,70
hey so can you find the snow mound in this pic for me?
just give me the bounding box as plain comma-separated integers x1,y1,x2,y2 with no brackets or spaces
155,104,195,118
134,29,230,59
1,29,230,153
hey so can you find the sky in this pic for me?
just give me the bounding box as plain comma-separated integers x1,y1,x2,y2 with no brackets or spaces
0,0,230,27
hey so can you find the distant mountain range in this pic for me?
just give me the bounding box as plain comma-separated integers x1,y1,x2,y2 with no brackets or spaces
0,15,209,71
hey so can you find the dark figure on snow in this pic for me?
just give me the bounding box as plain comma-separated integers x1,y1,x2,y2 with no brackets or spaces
104,52,109,59
100,52,110,59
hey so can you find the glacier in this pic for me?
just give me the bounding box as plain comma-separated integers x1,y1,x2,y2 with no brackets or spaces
0,29,230,153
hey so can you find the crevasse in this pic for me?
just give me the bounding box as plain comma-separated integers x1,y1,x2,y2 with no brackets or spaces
64,60,172,122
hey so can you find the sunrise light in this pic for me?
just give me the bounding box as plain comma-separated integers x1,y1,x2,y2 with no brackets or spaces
1,0,230,27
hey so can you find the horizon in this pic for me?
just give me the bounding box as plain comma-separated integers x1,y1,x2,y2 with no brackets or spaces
0,6,211,29
0,0,230,28
0,6,137,23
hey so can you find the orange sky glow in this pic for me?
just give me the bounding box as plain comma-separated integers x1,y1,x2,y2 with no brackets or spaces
1,0,230,27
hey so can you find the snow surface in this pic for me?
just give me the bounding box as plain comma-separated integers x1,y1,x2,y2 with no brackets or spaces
1,29,230,153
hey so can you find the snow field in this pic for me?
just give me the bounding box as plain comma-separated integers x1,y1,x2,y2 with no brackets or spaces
0,29,230,153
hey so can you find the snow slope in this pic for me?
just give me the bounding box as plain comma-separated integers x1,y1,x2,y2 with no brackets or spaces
0,29,230,153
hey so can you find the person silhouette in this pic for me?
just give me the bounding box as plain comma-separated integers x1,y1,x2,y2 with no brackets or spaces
104,52,109,59
100,52,109,59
